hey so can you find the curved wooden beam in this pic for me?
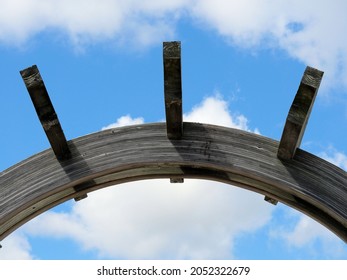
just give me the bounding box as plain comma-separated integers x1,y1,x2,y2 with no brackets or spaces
0,123,346,242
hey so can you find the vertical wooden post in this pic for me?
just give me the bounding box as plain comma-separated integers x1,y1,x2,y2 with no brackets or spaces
278,66,323,160
163,41,183,140
20,65,71,161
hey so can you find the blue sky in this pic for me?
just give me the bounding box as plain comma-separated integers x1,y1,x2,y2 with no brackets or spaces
0,0,346,260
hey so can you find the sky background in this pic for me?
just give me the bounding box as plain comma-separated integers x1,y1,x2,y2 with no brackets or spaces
0,0,347,260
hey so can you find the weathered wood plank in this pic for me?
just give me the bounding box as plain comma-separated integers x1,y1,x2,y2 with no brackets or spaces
20,65,71,161
163,41,183,140
278,66,324,160
0,123,346,242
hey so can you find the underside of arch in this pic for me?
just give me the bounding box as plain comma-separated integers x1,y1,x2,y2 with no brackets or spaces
0,122,346,242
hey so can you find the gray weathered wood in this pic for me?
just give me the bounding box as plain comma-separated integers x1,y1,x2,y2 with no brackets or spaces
163,41,183,140
278,66,324,160
20,65,71,161
0,123,346,242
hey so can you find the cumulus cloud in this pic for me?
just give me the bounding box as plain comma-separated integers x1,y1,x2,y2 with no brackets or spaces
2,1,347,88
0,233,33,260
101,114,144,130
184,94,259,133
319,147,347,171
270,210,347,259
278,215,338,247
25,180,273,259
0,0,186,47
191,0,347,89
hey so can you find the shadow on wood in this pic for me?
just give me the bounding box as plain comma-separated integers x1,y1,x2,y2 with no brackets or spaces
0,123,346,242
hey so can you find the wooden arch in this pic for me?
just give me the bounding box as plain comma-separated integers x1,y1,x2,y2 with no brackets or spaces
0,42,346,244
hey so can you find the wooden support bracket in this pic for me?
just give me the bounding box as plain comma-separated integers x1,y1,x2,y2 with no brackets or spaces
264,195,278,205
20,65,71,161
163,41,183,140
278,66,324,160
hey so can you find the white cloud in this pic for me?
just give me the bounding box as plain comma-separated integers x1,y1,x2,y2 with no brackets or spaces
25,180,273,259
184,94,259,133
281,215,336,247
0,0,186,48
319,147,347,171
191,0,347,89
0,233,33,260
101,115,144,130
270,209,347,259
191,0,282,46
1,1,347,87
101,95,259,133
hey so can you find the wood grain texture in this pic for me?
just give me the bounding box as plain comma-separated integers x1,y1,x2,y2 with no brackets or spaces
278,66,324,159
163,41,183,140
0,122,346,242
20,65,71,161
